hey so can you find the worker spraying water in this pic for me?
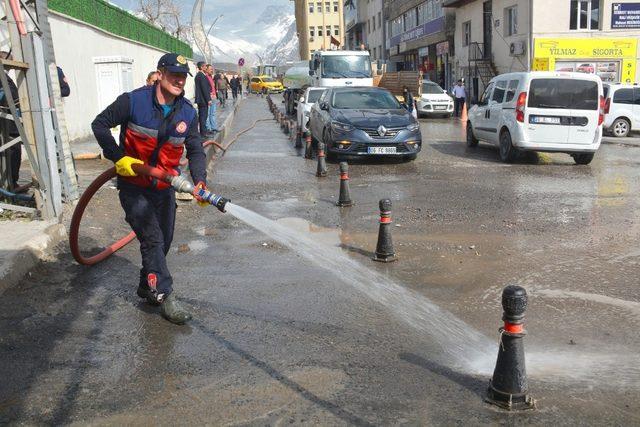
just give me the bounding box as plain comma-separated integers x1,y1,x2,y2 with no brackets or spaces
89,52,229,325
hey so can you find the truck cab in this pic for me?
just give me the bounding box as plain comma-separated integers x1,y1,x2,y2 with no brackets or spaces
308,50,373,87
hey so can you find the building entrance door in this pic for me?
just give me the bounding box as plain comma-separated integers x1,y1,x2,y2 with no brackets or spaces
483,1,492,59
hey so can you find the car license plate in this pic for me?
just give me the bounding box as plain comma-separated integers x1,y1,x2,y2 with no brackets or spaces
434,106,447,110
368,146,397,154
532,116,561,124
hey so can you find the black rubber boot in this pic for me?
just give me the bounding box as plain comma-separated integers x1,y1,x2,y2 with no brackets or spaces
160,294,192,325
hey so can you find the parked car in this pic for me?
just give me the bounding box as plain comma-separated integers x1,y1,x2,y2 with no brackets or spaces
416,80,454,118
249,76,284,94
297,87,326,134
602,83,639,138
466,71,604,164
308,86,422,160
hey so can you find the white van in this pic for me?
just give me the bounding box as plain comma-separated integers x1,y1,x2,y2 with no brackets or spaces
466,72,604,164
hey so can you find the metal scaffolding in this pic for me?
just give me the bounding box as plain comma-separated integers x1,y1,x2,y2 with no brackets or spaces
0,0,78,219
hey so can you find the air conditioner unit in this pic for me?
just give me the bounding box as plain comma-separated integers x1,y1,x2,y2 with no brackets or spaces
509,41,526,56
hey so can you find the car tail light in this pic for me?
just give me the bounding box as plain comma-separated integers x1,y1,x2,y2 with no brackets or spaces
598,95,605,126
515,92,527,123
604,97,611,114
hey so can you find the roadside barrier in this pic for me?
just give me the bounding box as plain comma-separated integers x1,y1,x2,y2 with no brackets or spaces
304,132,313,159
336,162,353,207
316,142,327,177
295,126,303,148
373,199,397,262
486,285,536,410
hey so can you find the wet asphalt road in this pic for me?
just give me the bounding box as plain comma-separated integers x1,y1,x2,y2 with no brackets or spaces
1,95,639,425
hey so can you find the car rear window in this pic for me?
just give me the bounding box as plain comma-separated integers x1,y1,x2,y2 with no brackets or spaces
332,90,401,109
306,90,325,103
528,78,598,110
613,88,634,104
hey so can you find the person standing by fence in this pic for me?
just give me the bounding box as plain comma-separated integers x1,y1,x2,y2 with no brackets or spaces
205,65,218,134
452,79,466,118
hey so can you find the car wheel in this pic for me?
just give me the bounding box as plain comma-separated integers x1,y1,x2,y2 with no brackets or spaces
572,153,595,165
611,118,630,138
499,130,517,163
466,123,478,147
323,129,337,161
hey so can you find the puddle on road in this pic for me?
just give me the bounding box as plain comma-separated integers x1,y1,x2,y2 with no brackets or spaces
225,203,640,388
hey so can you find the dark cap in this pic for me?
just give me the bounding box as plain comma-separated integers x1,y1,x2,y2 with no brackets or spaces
157,53,192,76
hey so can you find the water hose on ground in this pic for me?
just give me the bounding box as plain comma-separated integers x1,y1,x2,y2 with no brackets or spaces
0,187,33,202
69,164,229,266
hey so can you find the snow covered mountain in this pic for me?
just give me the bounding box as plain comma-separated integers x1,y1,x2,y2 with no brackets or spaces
201,5,299,67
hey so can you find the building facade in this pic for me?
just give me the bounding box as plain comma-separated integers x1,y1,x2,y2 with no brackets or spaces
344,0,386,62
292,0,346,60
447,0,640,101
385,0,454,89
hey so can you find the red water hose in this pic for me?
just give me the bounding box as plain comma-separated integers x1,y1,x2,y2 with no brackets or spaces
69,164,172,266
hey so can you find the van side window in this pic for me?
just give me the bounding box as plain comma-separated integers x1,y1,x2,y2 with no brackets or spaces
479,82,494,106
613,88,634,104
491,80,507,104
505,80,519,102
635,88,640,105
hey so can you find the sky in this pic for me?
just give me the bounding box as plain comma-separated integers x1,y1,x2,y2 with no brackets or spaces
110,0,292,35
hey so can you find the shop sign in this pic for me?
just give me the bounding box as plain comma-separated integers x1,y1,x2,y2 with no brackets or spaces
612,3,640,29
399,42,408,53
534,38,636,59
436,41,449,55
532,58,549,71
389,16,444,47
418,47,429,57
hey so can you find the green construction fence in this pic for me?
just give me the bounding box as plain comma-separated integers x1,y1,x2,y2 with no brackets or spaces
48,0,193,58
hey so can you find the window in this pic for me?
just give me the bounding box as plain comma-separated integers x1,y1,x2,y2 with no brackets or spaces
479,82,494,106
318,26,323,36
418,2,427,24
309,2,314,13
391,16,403,37
331,89,401,109
321,55,372,78
528,78,598,110
613,88,634,104
462,21,471,46
570,0,599,30
368,19,371,34
404,8,417,31
326,25,331,35
325,1,330,13
505,6,517,36
635,88,640,105
378,12,381,27
492,80,507,103
334,1,339,12
372,17,376,31
317,2,322,13
334,25,339,36
310,27,315,37
373,47,377,58
505,79,519,102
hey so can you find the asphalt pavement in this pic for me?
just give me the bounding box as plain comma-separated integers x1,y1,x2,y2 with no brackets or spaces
1,95,639,424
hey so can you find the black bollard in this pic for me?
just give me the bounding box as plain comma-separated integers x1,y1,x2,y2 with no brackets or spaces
373,199,397,262
284,118,290,135
304,132,313,159
295,126,303,148
486,285,536,411
316,142,328,177
336,162,353,207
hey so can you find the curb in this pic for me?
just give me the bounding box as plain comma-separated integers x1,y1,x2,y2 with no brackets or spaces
0,222,67,296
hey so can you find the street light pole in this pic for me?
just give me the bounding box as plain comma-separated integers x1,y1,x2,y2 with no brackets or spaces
206,14,223,64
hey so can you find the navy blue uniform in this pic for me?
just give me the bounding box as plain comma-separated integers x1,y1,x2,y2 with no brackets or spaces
91,84,206,297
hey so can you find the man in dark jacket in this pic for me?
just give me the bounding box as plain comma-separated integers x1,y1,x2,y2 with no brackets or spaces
91,53,209,324
194,61,212,136
57,66,70,97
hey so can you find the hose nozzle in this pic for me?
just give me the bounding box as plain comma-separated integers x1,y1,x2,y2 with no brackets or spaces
169,175,229,213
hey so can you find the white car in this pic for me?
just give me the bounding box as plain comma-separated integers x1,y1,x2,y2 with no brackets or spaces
466,71,604,164
416,80,454,117
603,83,639,137
297,87,326,134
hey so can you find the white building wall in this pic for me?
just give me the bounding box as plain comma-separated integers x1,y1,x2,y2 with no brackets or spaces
49,12,195,142
365,0,385,60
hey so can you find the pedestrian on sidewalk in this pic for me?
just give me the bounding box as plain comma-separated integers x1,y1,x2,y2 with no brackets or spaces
230,74,240,103
91,53,210,325
402,86,415,116
194,61,212,136
452,79,466,118
146,71,158,86
205,64,218,134
215,71,227,108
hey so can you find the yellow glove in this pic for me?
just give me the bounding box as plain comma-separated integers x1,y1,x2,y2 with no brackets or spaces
115,156,144,177
194,181,209,207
